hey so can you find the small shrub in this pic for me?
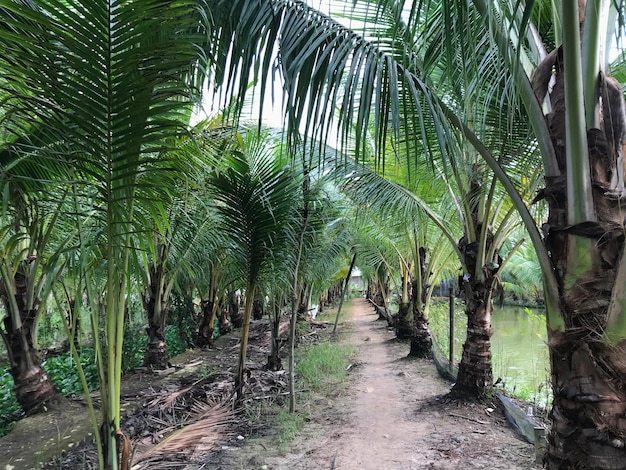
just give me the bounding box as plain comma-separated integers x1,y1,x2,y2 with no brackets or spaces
43,348,99,396
121,323,147,372
0,367,22,437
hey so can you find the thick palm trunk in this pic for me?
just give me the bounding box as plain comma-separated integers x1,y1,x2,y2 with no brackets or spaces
409,247,433,358
196,299,216,349
3,312,57,413
450,277,494,398
252,298,264,320
543,174,626,467
409,307,432,358
218,302,232,335
395,265,412,338
230,300,244,329
142,268,170,369
2,268,58,413
451,226,497,399
395,302,412,338
144,308,169,369
541,87,626,467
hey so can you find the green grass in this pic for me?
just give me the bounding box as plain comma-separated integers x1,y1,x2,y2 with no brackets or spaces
296,340,355,390
258,336,355,454
274,411,306,454
314,302,350,323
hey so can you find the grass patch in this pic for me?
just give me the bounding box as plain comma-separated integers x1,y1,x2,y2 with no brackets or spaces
254,335,354,454
273,411,306,454
315,305,349,323
296,340,355,390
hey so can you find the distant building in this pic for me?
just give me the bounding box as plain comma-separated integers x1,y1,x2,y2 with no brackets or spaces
350,267,364,293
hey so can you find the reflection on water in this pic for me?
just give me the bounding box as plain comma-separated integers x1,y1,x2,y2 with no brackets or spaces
492,306,550,406
429,301,551,407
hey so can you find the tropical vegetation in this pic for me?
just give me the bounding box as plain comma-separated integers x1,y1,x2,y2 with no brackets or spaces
1,0,626,468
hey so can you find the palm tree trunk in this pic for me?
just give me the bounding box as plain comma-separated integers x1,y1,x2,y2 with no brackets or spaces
542,177,626,466
267,300,283,371
143,274,169,369
196,299,216,349
144,310,169,369
1,268,58,413
451,226,497,398
395,302,412,338
542,84,626,468
252,297,264,321
450,275,495,398
409,247,433,358
230,297,244,329
218,292,232,335
235,284,254,402
409,307,432,358
2,312,57,413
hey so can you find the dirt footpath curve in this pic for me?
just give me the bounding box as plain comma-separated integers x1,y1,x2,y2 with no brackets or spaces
232,297,541,469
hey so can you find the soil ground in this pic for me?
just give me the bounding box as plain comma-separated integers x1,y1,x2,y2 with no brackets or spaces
0,298,543,469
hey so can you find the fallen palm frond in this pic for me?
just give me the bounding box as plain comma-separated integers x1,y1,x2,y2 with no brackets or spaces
146,371,235,412
131,400,238,469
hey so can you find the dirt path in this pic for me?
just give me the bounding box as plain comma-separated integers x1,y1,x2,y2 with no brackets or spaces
233,298,541,469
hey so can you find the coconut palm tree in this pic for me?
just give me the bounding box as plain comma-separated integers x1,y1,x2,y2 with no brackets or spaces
137,118,236,367
0,187,69,413
0,2,213,467
208,131,300,401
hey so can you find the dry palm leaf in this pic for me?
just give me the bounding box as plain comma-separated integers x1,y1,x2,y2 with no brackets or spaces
131,400,237,469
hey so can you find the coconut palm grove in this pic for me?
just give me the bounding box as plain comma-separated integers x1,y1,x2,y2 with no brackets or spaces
1,1,626,468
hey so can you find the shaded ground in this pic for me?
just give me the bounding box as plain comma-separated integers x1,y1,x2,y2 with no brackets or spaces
0,298,542,469
220,298,542,469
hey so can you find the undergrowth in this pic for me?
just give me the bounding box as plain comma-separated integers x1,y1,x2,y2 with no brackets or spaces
274,411,306,454
0,321,195,438
269,327,355,453
296,340,355,390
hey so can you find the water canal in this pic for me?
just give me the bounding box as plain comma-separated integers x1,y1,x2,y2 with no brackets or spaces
429,301,550,406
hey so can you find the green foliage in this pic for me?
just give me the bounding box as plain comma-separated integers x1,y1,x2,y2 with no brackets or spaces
43,349,99,396
168,293,197,351
122,324,148,373
0,367,22,437
165,324,189,358
296,341,355,389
